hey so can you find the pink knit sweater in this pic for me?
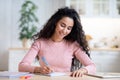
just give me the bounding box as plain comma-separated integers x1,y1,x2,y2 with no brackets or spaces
19,39,96,74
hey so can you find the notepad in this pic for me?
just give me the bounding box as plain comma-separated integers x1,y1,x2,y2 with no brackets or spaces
87,72,120,78
43,72,66,76
0,71,31,78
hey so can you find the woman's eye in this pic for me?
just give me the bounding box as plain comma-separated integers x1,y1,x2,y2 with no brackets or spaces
68,27,72,30
61,23,65,27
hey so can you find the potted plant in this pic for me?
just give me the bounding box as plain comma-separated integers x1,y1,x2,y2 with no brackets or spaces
19,0,38,48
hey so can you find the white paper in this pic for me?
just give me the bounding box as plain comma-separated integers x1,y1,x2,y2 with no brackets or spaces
0,71,30,78
44,72,66,76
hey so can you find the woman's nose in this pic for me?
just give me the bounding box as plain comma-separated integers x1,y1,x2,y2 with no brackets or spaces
62,28,67,34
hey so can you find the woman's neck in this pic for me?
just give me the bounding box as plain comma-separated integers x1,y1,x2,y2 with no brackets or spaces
51,35,63,42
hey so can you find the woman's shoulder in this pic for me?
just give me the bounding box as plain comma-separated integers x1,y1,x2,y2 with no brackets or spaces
70,41,83,50
73,41,79,46
67,40,78,46
34,38,48,43
32,38,48,48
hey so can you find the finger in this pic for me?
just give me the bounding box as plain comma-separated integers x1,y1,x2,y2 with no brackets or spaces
71,71,77,77
39,67,45,73
80,73,83,77
43,66,49,70
43,66,50,72
46,66,52,71
78,72,83,77
43,68,51,74
71,70,84,77
76,70,84,77
46,66,54,72
39,67,47,74
41,69,46,74
76,72,80,77
70,72,74,77
43,66,52,73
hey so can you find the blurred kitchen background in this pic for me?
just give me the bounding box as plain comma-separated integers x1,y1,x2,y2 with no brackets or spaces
0,0,120,72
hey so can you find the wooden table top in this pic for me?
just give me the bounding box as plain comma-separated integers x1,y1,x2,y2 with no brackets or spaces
0,74,120,80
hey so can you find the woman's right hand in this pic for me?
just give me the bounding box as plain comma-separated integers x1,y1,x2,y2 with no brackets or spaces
34,66,53,74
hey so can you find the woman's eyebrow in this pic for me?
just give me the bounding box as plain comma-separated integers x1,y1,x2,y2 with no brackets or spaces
61,22,66,25
61,21,73,28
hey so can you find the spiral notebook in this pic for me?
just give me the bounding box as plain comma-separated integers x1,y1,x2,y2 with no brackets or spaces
87,72,120,78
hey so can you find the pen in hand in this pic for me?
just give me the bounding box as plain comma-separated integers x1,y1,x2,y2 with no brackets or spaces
41,56,53,73
41,56,49,66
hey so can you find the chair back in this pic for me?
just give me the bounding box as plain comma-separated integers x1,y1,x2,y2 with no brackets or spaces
71,57,82,71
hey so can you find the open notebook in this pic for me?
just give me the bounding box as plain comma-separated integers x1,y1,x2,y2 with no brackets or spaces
43,72,66,77
87,72,120,78
0,71,31,78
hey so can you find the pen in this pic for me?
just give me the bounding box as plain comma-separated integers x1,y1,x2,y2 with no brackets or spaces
41,56,49,66
41,56,54,73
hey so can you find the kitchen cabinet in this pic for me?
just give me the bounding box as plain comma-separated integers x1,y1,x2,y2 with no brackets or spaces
90,48,120,72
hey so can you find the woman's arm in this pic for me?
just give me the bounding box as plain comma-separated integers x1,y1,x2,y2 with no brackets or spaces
71,47,96,77
75,49,96,74
19,40,40,73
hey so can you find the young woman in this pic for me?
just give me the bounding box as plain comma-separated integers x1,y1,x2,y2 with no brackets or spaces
19,7,96,77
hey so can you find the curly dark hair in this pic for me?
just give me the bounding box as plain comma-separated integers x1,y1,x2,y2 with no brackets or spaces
33,7,90,71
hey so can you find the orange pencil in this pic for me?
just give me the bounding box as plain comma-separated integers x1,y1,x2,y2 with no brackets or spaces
20,75,32,79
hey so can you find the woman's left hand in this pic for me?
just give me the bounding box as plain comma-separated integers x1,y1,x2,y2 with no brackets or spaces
70,68,88,77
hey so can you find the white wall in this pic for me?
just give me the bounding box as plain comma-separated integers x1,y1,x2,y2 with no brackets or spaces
0,0,12,70
81,17,120,48
0,0,65,71
10,0,66,48
0,0,120,71
82,17,120,39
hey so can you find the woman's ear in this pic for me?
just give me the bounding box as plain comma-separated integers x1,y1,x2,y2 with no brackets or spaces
54,22,57,27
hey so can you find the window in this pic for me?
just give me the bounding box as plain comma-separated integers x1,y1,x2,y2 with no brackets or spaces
67,0,120,17
117,0,120,15
69,0,86,15
93,0,109,16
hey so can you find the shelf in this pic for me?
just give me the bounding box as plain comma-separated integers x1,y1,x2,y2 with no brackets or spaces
9,47,29,51
9,47,120,51
90,48,120,51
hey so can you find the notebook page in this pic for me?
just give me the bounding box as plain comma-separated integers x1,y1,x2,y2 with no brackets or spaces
44,72,66,76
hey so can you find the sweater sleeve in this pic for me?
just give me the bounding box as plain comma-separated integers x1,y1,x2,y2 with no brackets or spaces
19,40,40,73
73,43,96,74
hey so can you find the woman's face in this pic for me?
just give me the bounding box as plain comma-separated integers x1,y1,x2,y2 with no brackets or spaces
52,17,74,41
